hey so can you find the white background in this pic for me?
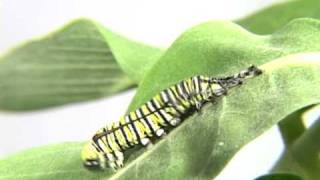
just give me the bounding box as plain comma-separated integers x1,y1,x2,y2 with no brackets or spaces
0,0,317,179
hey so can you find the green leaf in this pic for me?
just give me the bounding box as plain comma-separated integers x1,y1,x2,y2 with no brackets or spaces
237,1,320,175
0,19,163,111
236,0,320,34
2,19,320,179
255,173,303,180
271,118,320,179
277,106,311,146
128,18,320,110
93,23,164,82
1,54,320,179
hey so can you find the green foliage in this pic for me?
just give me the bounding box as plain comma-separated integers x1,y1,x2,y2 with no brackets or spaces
237,0,320,34
255,173,303,180
272,118,320,179
237,1,320,179
0,19,163,111
1,0,320,179
115,54,320,180
277,106,311,146
1,18,320,179
128,18,320,110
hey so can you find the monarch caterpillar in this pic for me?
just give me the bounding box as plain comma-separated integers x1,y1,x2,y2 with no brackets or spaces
81,65,262,170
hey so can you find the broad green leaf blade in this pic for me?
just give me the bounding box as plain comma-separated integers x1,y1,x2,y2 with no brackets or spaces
128,18,320,110
1,54,320,179
94,23,164,82
255,173,303,180
237,0,320,165
119,55,320,180
236,0,320,34
0,19,163,111
271,118,320,179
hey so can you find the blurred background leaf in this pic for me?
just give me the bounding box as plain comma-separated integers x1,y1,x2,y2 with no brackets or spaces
237,0,320,34
277,105,315,146
255,173,303,180
271,115,320,179
0,19,163,111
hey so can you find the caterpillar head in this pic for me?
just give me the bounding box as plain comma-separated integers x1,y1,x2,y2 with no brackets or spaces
239,65,263,79
81,142,103,169
210,65,262,90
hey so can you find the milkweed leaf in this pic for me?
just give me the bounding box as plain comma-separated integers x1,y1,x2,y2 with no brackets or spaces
1,19,320,179
0,19,163,111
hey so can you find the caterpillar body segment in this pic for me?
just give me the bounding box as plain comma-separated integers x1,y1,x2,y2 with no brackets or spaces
81,65,262,170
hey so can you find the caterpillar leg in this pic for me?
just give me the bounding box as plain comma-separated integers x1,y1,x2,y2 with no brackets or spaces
141,137,155,150
106,153,118,170
106,152,124,170
141,138,151,146
114,151,124,162
106,153,115,162
195,102,203,111
108,151,124,169
108,161,118,170
169,118,181,126
156,128,166,137
163,107,182,127
147,129,166,149
115,151,124,168
115,160,124,169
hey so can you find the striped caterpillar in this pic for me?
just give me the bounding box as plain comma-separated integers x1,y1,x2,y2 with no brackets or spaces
81,65,262,170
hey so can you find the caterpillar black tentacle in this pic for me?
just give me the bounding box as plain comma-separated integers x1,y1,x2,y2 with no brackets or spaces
81,65,262,170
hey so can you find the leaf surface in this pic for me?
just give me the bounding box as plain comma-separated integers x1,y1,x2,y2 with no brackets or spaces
1,19,320,179
128,18,320,110
1,53,320,179
237,0,320,34
0,19,163,111
238,2,320,177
